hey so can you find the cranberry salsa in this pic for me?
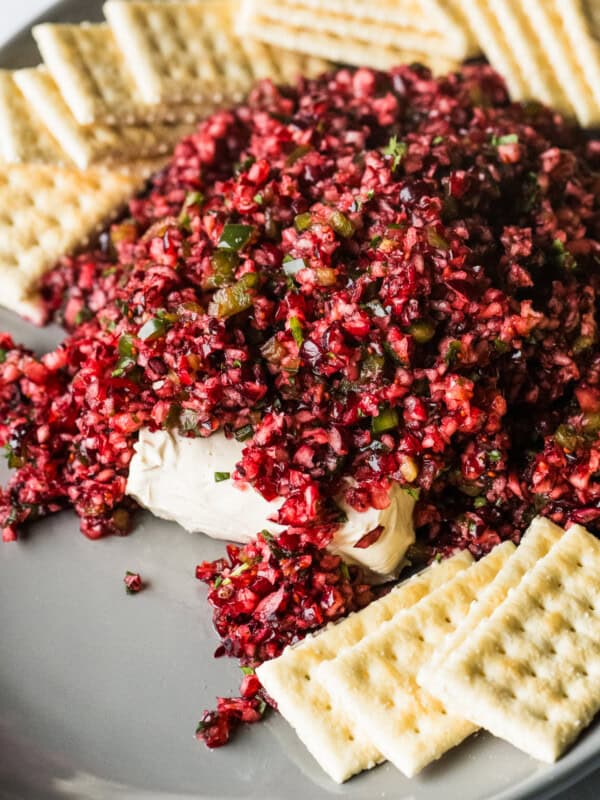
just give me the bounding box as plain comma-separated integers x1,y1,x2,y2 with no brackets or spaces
2,64,600,744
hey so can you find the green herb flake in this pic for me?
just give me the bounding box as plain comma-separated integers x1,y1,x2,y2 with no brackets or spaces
184,191,204,209
491,133,519,146
209,249,238,287
240,666,255,675
4,443,24,469
340,562,351,581
330,210,355,239
488,449,502,463
234,424,254,442
214,471,231,482
213,575,223,589
445,340,462,366
112,355,136,377
405,486,421,500
0,348,7,363
426,227,450,250
229,562,252,578
285,144,311,166
294,212,312,233
118,333,136,357
381,135,408,170
138,317,170,342
289,316,304,347
208,273,259,319
372,405,400,434
253,193,264,205
75,307,93,326
408,319,436,344
473,496,487,509
218,223,256,251
234,156,255,176
432,135,444,145
552,238,577,271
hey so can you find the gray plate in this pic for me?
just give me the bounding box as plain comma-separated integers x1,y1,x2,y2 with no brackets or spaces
0,3,599,799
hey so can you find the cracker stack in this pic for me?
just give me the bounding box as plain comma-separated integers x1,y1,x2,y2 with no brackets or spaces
0,0,333,320
259,519,600,782
256,550,474,783
238,0,477,73
442,0,600,126
239,0,600,127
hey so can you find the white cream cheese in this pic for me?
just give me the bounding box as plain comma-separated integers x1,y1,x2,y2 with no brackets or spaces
126,428,416,577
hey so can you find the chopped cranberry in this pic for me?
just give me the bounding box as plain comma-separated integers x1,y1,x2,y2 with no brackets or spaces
124,571,144,594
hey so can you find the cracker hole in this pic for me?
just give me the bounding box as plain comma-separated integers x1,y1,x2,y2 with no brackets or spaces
347,734,355,742
304,674,311,682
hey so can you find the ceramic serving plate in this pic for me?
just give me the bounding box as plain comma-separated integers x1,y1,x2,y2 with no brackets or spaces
1,3,600,799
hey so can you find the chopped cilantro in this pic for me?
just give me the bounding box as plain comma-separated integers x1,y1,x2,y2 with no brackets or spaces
234,424,254,442
214,472,231,482
445,340,462,366
289,316,304,347
218,223,256,251
382,135,408,170
491,133,519,146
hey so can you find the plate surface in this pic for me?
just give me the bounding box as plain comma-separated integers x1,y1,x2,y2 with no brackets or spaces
0,4,599,799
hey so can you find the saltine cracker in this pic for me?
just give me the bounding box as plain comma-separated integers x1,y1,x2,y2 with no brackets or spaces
317,541,515,777
421,525,600,762
0,71,67,165
14,67,192,170
33,23,199,126
420,516,565,681
256,551,473,783
104,0,330,106
238,1,459,74
0,165,143,322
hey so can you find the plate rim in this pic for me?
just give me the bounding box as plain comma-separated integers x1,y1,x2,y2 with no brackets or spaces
0,3,599,799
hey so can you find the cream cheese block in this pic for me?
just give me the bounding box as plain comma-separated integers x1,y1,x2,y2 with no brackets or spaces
126,427,416,577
